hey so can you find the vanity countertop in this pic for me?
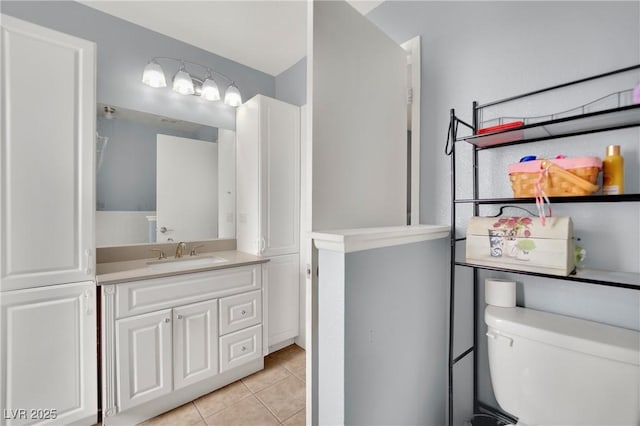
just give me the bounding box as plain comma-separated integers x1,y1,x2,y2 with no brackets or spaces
96,250,268,285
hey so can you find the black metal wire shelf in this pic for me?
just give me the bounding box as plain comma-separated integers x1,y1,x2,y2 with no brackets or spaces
454,194,640,204
455,104,640,149
447,64,640,426
455,262,640,290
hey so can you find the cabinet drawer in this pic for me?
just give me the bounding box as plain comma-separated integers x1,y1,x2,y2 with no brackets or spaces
219,325,262,373
116,265,261,319
219,290,262,335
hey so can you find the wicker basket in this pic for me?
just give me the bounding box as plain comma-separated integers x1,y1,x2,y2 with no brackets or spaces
508,157,601,197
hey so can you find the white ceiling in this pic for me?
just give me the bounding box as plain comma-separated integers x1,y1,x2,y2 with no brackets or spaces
80,0,384,76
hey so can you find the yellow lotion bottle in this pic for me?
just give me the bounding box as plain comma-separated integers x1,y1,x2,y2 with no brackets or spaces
602,145,624,195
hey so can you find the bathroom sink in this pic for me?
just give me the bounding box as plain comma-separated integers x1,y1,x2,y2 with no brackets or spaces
146,255,227,271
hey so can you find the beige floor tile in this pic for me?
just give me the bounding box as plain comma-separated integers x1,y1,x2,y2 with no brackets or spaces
255,375,305,422
285,363,305,382
279,350,305,382
138,402,204,426
282,409,306,426
241,358,291,393
272,345,304,362
204,396,279,426
194,381,252,418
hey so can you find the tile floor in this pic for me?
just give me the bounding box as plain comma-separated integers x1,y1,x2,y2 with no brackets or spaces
139,344,306,426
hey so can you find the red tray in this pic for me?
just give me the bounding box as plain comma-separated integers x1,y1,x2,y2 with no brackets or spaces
477,120,524,134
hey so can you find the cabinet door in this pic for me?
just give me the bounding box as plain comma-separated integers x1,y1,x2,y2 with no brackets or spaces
0,15,96,291
173,299,219,390
116,309,172,411
266,254,300,349
260,97,300,257
0,281,97,425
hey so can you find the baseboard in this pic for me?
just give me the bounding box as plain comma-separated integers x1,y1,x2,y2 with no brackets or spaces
268,337,296,353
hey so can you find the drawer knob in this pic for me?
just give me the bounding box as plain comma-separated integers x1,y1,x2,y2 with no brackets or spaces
164,318,171,323
177,314,183,320
241,310,247,315
241,346,247,351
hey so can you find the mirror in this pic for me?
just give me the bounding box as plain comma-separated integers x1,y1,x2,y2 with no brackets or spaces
96,104,235,247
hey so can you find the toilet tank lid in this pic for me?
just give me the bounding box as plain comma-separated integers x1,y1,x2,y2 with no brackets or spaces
485,306,640,366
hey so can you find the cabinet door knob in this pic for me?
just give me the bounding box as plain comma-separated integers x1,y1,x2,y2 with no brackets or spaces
177,314,183,320
164,318,171,323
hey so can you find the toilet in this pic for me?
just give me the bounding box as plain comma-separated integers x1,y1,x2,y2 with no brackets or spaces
484,279,640,425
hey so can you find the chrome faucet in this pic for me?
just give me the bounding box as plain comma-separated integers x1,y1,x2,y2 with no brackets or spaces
175,242,187,258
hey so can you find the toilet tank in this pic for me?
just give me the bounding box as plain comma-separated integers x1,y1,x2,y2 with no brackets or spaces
485,305,640,425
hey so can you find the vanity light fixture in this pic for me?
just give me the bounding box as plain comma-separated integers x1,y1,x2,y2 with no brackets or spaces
224,83,242,107
141,60,167,88
201,71,221,101
142,57,242,106
172,62,195,95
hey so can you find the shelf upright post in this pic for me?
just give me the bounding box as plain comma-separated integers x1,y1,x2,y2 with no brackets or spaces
448,108,457,426
471,101,480,416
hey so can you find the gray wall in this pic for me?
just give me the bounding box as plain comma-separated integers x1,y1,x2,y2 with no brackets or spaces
365,1,640,424
275,57,307,106
0,1,276,130
344,238,449,425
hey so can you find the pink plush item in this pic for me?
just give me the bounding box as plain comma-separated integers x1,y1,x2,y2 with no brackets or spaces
633,82,640,104
508,156,602,174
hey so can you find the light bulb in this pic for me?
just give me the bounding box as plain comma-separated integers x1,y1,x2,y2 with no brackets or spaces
142,60,166,88
201,77,221,101
224,83,242,107
172,65,195,95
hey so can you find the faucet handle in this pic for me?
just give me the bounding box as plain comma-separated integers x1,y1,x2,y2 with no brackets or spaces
150,248,166,260
189,244,205,256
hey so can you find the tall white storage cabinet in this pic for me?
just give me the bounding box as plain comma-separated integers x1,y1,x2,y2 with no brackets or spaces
236,95,300,352
0,15,97,425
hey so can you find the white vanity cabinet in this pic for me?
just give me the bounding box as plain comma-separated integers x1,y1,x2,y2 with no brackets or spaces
236,95,301,351
265,253,300,346
0,15,97,426
101,264,265,425
0,14,96,292
236,95,300,258
0,282,97,426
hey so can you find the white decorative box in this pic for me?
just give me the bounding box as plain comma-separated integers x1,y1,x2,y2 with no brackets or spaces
465,216,575,276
